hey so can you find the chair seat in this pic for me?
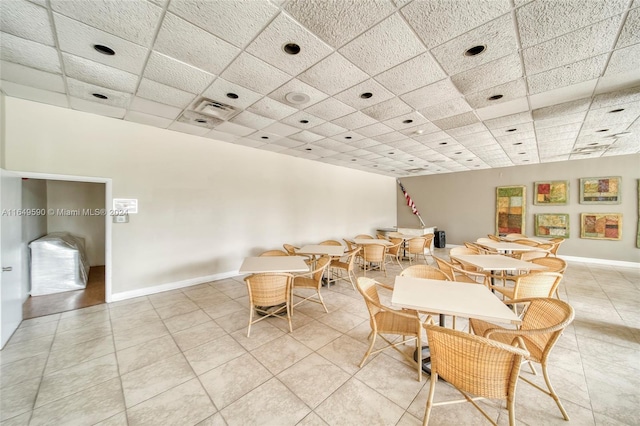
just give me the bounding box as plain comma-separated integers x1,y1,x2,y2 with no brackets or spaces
470,318,545,362
293,276,318,289
331,260,349,270
374,310,420,336
491,286,515,299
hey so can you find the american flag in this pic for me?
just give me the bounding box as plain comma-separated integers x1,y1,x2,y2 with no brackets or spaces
398,181,419,215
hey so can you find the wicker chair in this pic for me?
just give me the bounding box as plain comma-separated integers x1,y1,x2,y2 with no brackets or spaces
548,238,565,257
506,233,527,239
529,257,567,297
319,239,344,264
384,237,403,269
282,244,299,256
292,256,331,313
423,324,529,426
357,277,423,381
400,264,449,280
487,234,501,241
433,256,489,286
259,249,289,257
376,234,388,240
355,234,374,239
519,242,552,261
423,233,435,258
449,246,481,271
244,273,294,337
407,237,428,265
470,298,575,421
328,247,361,291
490,272,563,313
362,242,387,277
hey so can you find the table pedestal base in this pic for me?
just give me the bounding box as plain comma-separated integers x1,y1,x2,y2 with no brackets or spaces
414,346,432,375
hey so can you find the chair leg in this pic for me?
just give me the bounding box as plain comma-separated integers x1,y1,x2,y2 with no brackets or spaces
360,332,377,367
247,306,254,337
542,362,570,420
348,270,357,291
507,390,516,426
317,290,329,313
423,373,438,426
286,302,293,333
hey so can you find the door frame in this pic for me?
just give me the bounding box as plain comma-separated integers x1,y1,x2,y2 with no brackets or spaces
17,171,113,302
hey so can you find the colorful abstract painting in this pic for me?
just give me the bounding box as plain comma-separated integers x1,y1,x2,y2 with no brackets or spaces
496,186,526,236
535,213,569,238
580,213,622,240
534,181,568,205
580,176,621,204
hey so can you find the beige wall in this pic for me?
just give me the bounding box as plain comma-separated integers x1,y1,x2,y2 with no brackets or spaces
4,98,396,296
46,180,106,266
21,178,47,296
398,155,640,263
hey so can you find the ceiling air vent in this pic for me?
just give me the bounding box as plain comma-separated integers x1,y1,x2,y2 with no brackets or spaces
178,110,223,129
406,168,426,173
194,98,238,120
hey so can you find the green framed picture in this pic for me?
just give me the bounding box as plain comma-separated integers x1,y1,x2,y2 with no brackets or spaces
496,186,526,236
579,176,621,204
535,213,569,238
580,213,622,240
534,181,568,205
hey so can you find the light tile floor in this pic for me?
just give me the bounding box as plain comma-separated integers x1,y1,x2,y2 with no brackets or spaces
1,248,639,425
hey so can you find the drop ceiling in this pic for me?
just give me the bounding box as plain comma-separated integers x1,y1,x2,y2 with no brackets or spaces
1,0,639,177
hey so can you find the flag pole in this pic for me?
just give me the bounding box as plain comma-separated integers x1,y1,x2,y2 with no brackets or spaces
397,179,426,228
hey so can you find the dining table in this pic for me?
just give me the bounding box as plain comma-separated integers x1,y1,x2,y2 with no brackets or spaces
475,240,547,254
450,254,548,273
296,244,346,257
501,235,551,244
239,255,309,274
392,275,521,373
354,238,393,246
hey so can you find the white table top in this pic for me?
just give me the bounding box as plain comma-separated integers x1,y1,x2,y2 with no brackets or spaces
239,256,309,274
354,239,393,246
392,276,521,325
452,254,548,272
501,235,550,244
475,240,545,252
296,244,346,256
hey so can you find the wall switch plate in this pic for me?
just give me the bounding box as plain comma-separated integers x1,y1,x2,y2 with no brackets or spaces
113,215,129,223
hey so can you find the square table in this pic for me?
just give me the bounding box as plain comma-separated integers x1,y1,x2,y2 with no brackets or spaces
296,244,346,257
451,254,548,273
239,256,309,274
501,235,550,244
354,239,392,246
475,240,547,254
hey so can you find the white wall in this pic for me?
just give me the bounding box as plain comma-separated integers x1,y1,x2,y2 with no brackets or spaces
4,98,397,297
398,155,640,263
21,178,47,296
46,180,106,266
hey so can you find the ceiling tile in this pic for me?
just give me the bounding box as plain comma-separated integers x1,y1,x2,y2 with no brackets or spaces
605,43,640,77
433,111,479,130
245,12,333,76
0,0,54,46
339,13,425,76
129,96,182,120
534,111,587,129
66,78,131,108
616,7,640,49
528,79,599,109
270,138,304,148
298,53,369,95
516,0,628,48
221,52,292,95
420,97,472,121
136,78,196,108
229,110,275,130
339,138,379,149
261,122,300,137
331,131,365,143
312,138,358,153
592,85,640,109
401,0,510,49
0,32,60,73
371,131,405,143
308,122,347,137
445,122,488,137
532,97,592,120
154,13,240,76
62,53,137,93
54,13,148,75
124,110,173,129
247,97,298,121
432,14,518,75
280,110,325,129
233,137,266,148
383,112,431,131
246,131,283,144
527,54,608,94
523,16,622,75
168,0,278,48
284,0,396,48
333,79,394,110
356,122,395,138
331,111,377,129
361,97,413,121
201,78,262,110
374,52,446,96
69,97,125,118
451,54,523,95
143,51,214,94
0,80,68,107
465,79,527,109
400,79,460,110
50,0,162,46
0,60,64,93
289,131,324,143
268,78,328,109
168,119,211,136
204,129,240,143
484,111,532,129
214,121,255,136
303,97,356,121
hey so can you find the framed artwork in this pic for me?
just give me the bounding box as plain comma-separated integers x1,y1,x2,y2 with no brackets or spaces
534,180,568,205
579,176,621,204
580,213,622,240
496,186,526,236
535,213,569,238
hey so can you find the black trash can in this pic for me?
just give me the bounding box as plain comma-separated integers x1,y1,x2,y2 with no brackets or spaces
434,230,446,248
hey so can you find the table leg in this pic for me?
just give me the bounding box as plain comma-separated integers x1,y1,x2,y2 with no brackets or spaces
414,313,445,375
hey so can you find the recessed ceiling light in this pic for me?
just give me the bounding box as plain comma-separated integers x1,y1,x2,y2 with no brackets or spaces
373,165,378,167
519,152,526,155
609,108,625,113
299,119,309,124
360,92,373,99
523,159,529,162
454,151,462,154
466,159,473,162
488,94,503,100
596,129,609,132
513,142,523,145
226,93,239,99
92,93,108,99
345,136,352,139
464,45,486,56
261,136,269,139
506,128,517,132
588,142,598,146
403,119,413,124
283,43,301,55
305,148,312,151
285,92,310,105
388,152,394,155
195,118,207,123
351,159,357,161
93,44,115,55
439,142,448,145
408,159,414,162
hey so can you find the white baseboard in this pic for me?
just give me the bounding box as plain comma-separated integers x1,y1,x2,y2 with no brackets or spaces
110,270,240,302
